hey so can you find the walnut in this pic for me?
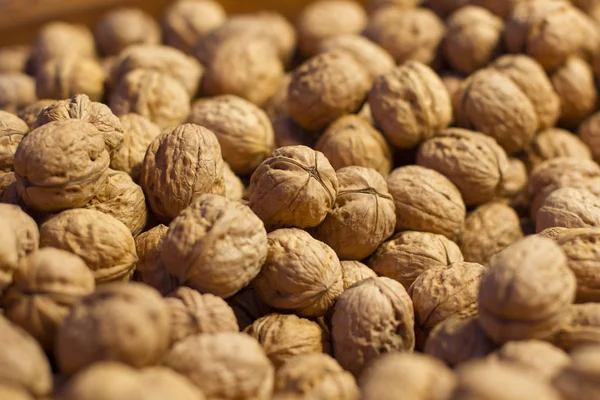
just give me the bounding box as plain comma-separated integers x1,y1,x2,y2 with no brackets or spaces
166,286,238,344
272,117,317,149
444,6,504,74
219,163,244,201
263,74,291,121
0,111,28,173
364,7,445,66
226,284,275,330
162,0,226,55
368,62,452,149
314,115,392,176
17,99,54,130
109,113,161,182
35,56,106,102
188,95,275,176
14,120,110,212
359,353,457,400
161,194,267,298
164,332,274,400
331,277,415,377
0,171,17,204
0,46,31,74
248,146,338,229
387,165,466,241
549,303,600,350
340,261,377,289
288,50,370,132
554,345,600,400
140,124,225,221
40,209,137,284
253,228,343,317
526,128,592,170
579,112,600,163
134,224,176,296
0,73,36,114
2,248,95,352
424,316,496,367
417,128,510,206
0,315,53,398
94,8,161,57
502,158,528,198
536,187,600,232
478,236,576,343
31,22,96,70
460,202,524,265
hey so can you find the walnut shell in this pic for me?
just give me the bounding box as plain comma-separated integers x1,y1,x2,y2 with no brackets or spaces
14,120,110,212
134,224,176,296
526,128,592,170
340,260,378,290
40,209,138,284
35,56,105,102
161,194,267,298
0,73,36,114
537,187,600,232
164,332,274,400
0,111,28,173
387,165,466,241
502,158,528,198
478,236,576,343
579,111,600,163
244,313,331,368
56,282,170,375
549,303,600,350
31,22,96,70
248,146,338,229
95,8,161,57
139,124,225,221
227,284,275,331
359,352,457,400
364,7,445,66
2,248,95,352
288,50,370,132
369,62,452,149
554,345,600,400
417,128,510,205
223,162,245,201
166,286,238,344
314,115,392,176
253,228,343,317
0,46,31,74
331,277,415,377
17,99,54,130
188,95,275,176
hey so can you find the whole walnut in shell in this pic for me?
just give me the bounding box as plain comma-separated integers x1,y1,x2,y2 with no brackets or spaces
31,22,96,70
140,124,225,221
248,146,338,229
549,303,600,350
0,73,36,114
166,286,238,344
359,352,457,400
288,50,370,132
314,115,392,176
478,236,576,343
332,277,415,377
0,46,31,74
94,8,161,57
369,62,452,149
17,99,54,130
387,165,466,241
579,111,600,163
161,194,267,298
187,95,275,175
0,111,28,173
340,260,377,290
2,248,95,352
40,209,138,284
244,313,331,368
223,162,245,201
502,158,528,198
526,128,592,170
554,345,600,400
35,56,105,102
164,332,274,400
134,224,176,296
253,228,343,317
227,284,275,331
536,187,600,232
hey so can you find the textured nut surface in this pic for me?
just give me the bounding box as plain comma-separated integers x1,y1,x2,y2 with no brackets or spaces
0,111,28,173
3,248,95,352
579,112,600,163
223,162,244,201
460,202,524,265
340,260,377,290
95,8,161,56
140,124,225,221
387,165,466,241
369,62,452,149
248,146,338,229
164,332,274,400
31,22,96,69
161,194,267,298
17,99,54,130
369,230,463,289
0,46,30,74
549,303,600,350
526,128,592,170
227,284,275,331
502,158,528,198
187,95,275,175
253,228,343,317
0,73,36,114
40,209,137,284
288,50,370,132
35,56,105,102
554,345,600,400
134,224,176,296
536,187,600,232
314,115,392,176
0,204,38,291
332,277,415,377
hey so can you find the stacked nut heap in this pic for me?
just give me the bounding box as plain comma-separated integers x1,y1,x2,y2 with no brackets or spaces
1,0,600,399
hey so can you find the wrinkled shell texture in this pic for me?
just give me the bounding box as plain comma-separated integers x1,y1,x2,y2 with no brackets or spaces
478,236,577,343
40,209,138,284
417,128,510,205
369,230,463,289
164,332,274,400
502,158,528,198
387,165,466,241
187,95,275,175
17,99,55,130
0,73,36,113
369,62,452,149
537,187,600,232
0,110,28,173
579,112,600,163
460,202,524,265
244,313,330,367
95,8,161,56
166,286,238,344
332,277,415,377
135,224,177,296
35,56,105,102
162,194,267,298
253,228,343,317
554,345,600,400
31,22,96,69
549,303,600,350
248,146,338,229
223,162,244,201
340,260,377,290
527,128,592,170
140,124,225,221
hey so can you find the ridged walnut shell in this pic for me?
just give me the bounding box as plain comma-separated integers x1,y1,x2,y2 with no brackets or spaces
554,345,600,400
0,73,36,114
134,224,176,296
536,187,600,232
0,111,28,173
549,303,600,351
31,22,96,70
223,162,244,201
526,128,592,170
94,8,161,56
340,260,377,290
17,99,54,130
35,56,105,102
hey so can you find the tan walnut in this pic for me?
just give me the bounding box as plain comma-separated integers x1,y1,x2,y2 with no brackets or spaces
94,8,161,56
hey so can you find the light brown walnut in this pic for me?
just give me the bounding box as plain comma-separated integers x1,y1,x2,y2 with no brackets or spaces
0,73,36,114
579,111,600,164
340,261,377,290
31,22,96,71
17,99,54,130
0,46,30,74
526,128,592,170
0,111,28,173
549,303,600,351
223,162,244,201
134,224,176,296
536,187,600,232
35,56,105,102
94,8,161,57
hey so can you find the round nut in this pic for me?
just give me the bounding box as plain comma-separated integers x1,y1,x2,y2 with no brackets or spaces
536,187,600,232
263,74,291,121
579,112,600,164
0,111,28,173
223,162,244,201
134,224,176,296
0,46,31,74
502,158,528,198
549,303,600,351
526,128,592,170
94,8,161,57
17,99,54,130
226,284,275,331
0,73,36,114
340,260,377,290
35,56,105,102
31,22,96,70
554,345,600,400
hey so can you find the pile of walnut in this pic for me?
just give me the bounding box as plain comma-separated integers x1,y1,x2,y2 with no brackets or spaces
2,0,600,399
